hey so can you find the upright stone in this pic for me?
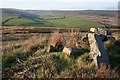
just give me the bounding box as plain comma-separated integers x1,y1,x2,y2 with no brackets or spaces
88,33,109,68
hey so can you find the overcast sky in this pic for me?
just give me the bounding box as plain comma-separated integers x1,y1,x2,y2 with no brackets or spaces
0,0,119,10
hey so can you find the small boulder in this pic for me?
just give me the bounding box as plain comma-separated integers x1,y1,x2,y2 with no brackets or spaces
81,34,88,42
47,44,64,52
56,44,64,52
97,28,106,35
63,47,82,56
90,28,98,33
105,30,112,36
47,45,56,52
62,47,71,55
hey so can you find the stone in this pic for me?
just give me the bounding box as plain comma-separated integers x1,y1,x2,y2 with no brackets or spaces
96,28,115,42
105,30,112,36
82,36,88,42
62,47,71,55
99,34,107,41
56,44,64,52
90,28,110,35
88,33,109,68
63,47,82,56
47,44,64,52
81,34,88,42
90,28,98,33
47,45,56,52
97,28,106,35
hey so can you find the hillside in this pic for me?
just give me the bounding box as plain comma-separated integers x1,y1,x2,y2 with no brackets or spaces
2,8,53,26
26,10,118,18
1,8,119,28
26,10,118,28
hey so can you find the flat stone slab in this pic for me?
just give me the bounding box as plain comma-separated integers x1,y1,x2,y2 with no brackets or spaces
88,33,109,68
63,47,82,56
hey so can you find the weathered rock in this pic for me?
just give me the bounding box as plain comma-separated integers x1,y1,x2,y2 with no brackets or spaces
63,47,82,56
47,45,56,52
88,33,109,68
105,30,112,36
62,47,71,55
90,28,98,33
47,44,64,52
56,44,64,52
99,34,107,41
81,35,88,42
91,28,115,42
97,28,106,35
90,28,112,35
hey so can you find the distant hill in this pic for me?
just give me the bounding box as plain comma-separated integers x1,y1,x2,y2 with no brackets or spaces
26,10,118,18
2,8,53,26
1,8,118,28
2,8,40,19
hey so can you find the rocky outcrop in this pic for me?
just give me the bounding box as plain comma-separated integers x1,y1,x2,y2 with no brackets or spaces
89,28,116,42
88,33,109,68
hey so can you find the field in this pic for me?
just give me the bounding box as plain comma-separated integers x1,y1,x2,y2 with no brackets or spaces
2,16,105,29
1,8,120,78
2,9,118,28
5,18,35,25
46,17,104,28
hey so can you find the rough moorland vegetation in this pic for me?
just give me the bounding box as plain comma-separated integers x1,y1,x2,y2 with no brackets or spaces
2,27,120,78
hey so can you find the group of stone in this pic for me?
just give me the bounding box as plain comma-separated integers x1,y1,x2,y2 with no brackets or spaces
47,28,116,68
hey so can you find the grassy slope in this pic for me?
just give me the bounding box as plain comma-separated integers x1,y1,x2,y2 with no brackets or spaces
2,8,47,26
2,9,105,29
32,11,105,28
2,15,18,22
47,17,104,29
5,18,35,25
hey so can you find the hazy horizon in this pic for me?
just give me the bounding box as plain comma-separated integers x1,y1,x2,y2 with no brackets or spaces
0,0,119,10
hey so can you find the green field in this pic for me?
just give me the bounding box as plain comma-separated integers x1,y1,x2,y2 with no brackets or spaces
2,16,104,29
2,8,105,29
2,15,18,22
46,17,104,29
5,18,35,25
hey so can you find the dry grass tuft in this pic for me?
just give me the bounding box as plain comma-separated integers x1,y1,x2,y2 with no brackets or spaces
64,30,78,47
49,31,63,46
48,30,82,47
22,36,47,52
65,36,76,47
96,63,119,78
